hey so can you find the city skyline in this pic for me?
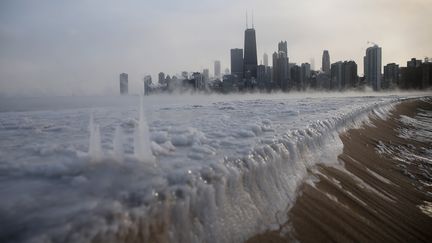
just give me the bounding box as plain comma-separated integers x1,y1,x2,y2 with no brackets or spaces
1,0,432,96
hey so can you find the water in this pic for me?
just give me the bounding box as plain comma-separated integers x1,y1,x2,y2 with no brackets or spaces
112,126,124,162
0,93,428,243
134,96,156,164
88,113,102,162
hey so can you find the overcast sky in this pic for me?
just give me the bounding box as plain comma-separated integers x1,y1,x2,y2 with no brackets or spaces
1,0,431,96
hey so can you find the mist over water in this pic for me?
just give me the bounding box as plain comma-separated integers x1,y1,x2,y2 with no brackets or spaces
0,92,430,242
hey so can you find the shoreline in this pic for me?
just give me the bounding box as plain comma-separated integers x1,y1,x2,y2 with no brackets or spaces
247,98,432,242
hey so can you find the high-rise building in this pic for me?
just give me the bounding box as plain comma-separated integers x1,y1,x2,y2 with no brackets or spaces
244,28,258,79
257,65,267,88
222,74,237,93
263,53,269,67
192,72,205,90
165,75,172,89
331,62,343,90
120,73,128,95
384,63,399,89
278,41,288,55
181,71,188,79
343,61,358,88
214,60,221,79
407,58,422,68
331,61,358,90
322,50,330,73
272,52,278,82
274,51,289,91
400,58,430,89
300,63,311,90
144,75,152,95
230,48,243,79
158,72,165,85
203,69,210,82
364,45,382,91
290,65,301,91
422,62,432,89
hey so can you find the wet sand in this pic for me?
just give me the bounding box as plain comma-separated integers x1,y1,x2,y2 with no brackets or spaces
247,98,432,243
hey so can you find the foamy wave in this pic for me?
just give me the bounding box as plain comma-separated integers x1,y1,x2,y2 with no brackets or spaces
5,94,422,243
2,101,403,243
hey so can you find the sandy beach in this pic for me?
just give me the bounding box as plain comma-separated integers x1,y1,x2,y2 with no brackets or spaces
248,98,432,243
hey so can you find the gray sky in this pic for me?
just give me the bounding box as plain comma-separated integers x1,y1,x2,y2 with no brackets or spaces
1,0,431,96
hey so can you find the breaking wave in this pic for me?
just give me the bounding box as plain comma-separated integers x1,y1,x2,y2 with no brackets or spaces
0,96,424,243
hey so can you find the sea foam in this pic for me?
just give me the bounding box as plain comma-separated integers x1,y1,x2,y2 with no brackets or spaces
0,94,420,243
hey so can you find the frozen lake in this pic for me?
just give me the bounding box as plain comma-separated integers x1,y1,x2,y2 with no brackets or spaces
0,92,427,243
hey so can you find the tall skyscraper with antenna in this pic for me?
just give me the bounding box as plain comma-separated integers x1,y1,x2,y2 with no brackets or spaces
243,12,258,79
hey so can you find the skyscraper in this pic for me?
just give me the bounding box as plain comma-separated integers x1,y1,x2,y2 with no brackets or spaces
278,41,288,56
244,28,258,79
203,69,210,82
230,48,243,79
331,61,358,90
343,61,358,89
144,75,152,96
364,45,382,91
214,60,221,79
300,63,311,90
272,52,278,83
274,51,289,91
120,73,128,95
158,72,165,85
263,53,269,67
322,50,330,73
331,62,343,90
257,65,267,88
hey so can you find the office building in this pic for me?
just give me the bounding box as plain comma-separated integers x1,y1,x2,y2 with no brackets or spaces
364,45,382,91
181,71,188,79
290,65,301,91
257,64,268,88
273,51,289,91
144,75,152,95
300,63,311,90
331,61,358,90
331,62,343,90
278,41,288,56
407,58,422,68
383,63,399,89
230,48,243,79
203,69,210,82
343,61,358,88
214,60,221,79
120,73,128,95
158,72,165,85
322,50,330,73
244,28,258,78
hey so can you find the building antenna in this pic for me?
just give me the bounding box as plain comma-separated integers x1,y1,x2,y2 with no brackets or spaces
252,11,254,29
246,10,248,29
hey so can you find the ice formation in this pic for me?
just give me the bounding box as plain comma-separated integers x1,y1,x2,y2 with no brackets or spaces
0,93,428,243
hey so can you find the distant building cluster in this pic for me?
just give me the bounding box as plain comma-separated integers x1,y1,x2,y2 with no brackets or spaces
119,20,432,95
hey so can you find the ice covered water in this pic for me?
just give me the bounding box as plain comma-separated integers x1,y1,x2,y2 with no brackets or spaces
134,95,156,164
88,113,103,162
0,93,427,243
112,126,124,162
